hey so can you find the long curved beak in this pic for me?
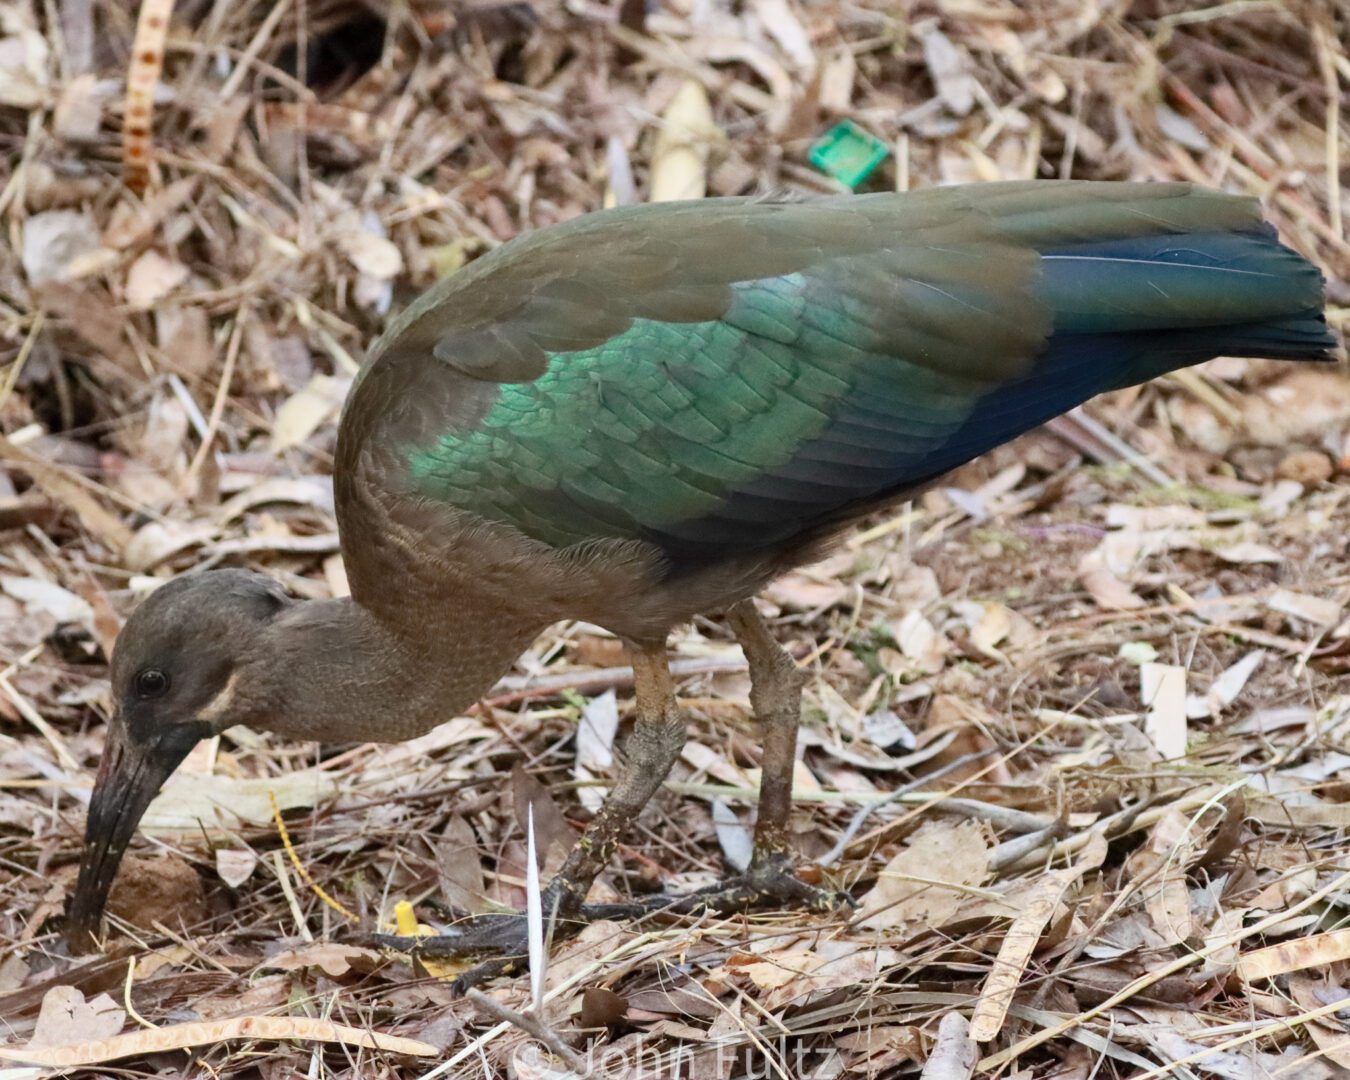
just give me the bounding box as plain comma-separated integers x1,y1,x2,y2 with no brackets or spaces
65,718,196,952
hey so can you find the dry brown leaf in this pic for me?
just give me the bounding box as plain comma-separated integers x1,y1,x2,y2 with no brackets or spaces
103,179,201,250
123,521,217,572
578,987,628,1030
1266,589,1342,628
0,955,28,993
1277,449,1334,485
958,600,1020,660
837,1024,926,1073
1144,874,1194,948
1186,651,1264,720
711,798,752,872
893,609,950,675
857,819,990,930
28,987,125,1049
756,941,904,1010
681,740,752,787
1201,907,1247,976
264,942,381,977
436,813,490,915
752,0,814,71
270,374,349,452
1148,1029,1330,1080
22,209,100,285
818,47,856,112
1079,561,1146,611
544,920,636,996
125,250,189,310
214,848,257,888
680,997,744,1079
1289,976,1350,1069
862,708,917,751
191,975,293,1022
764,572,850,611
154,306,214,381
1138,500,1208,530
336,225,403,280
1213,541,1284,565
53,72,102,143
0,6,48,109
511,1043,584,1080
0,574,94,628
737,947,818,990
103,852,208,932
323,553,350,598
692,37,793,108
920,24,976,115
624,983,723,1022
216,477,335,523
511,763,577,873
969,870,1077,1042
1247,798,1350,829
135,393,190,475
1242,371,1350,446
1121,809,1203,949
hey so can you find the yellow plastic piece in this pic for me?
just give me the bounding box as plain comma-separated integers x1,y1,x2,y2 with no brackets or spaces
394,900,420,937
387,899,470,980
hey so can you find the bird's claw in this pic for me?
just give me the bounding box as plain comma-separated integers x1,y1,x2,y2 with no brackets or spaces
651,860,854,916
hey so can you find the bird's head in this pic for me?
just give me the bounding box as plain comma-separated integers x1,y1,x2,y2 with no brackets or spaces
66,569,291,950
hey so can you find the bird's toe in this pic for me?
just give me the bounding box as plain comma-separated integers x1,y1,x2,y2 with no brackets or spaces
374,911,532,960
656,862,853,915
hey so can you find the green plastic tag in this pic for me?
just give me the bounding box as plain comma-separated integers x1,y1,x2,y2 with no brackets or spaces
808,121,889,189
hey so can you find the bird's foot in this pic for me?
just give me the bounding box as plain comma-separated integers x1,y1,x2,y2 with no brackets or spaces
658,856,852,916
374,862,846,992
373,893,650,994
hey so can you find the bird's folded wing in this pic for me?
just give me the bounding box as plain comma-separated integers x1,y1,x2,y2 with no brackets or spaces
342,182,1327,571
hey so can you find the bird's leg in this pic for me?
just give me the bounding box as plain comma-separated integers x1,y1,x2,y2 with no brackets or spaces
378,641,686,987
718,599,842,901
729,598,806,879
662,600,844,913
546,642,687,910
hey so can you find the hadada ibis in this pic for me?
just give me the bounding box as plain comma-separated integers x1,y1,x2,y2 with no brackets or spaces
67,182,1334,982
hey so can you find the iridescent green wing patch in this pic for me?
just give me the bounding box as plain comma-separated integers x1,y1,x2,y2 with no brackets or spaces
406,269,1017,549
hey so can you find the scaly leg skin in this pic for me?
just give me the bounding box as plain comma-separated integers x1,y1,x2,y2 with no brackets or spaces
377,641,687,992
672,599,847,913
599,600,847,917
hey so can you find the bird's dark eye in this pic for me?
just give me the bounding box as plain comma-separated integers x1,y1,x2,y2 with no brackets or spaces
134,669,169,699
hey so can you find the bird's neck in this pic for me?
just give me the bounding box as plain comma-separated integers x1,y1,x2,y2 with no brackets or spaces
242,596,538,743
